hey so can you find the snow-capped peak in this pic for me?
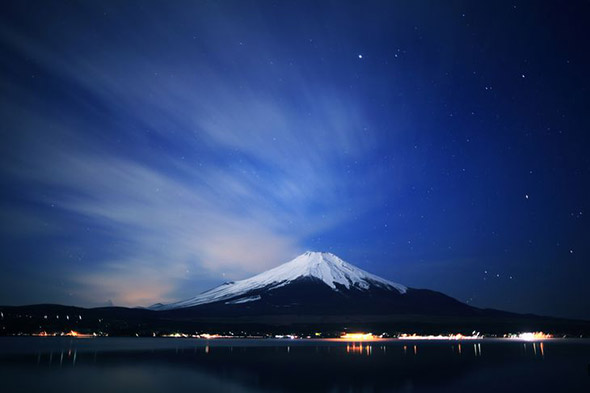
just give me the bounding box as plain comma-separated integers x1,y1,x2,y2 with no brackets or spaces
153,251,407,310
261,251,407,292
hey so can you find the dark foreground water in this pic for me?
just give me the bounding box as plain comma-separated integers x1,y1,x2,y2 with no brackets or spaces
0,337,588,392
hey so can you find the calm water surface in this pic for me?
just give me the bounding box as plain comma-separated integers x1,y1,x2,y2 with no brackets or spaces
0,337,588,392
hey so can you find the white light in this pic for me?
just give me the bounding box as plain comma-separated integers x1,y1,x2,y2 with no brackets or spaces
515,332,552,341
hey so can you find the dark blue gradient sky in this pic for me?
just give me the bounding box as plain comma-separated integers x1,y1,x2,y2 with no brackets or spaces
1,1,588,319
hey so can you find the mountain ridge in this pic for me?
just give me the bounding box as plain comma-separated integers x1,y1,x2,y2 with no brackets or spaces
4,252,588,336
151,251,408,310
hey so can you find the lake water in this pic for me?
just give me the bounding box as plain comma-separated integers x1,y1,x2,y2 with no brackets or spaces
0,337,588,392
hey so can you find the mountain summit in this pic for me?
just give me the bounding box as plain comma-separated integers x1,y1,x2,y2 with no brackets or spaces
151,251,474,316
271,251,408,293
153,251,406,310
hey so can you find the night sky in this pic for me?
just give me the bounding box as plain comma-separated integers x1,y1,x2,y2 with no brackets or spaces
1,1,589,319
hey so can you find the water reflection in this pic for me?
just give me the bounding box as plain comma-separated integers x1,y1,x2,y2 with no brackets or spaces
345,342,372,355
0,338,587,393
345,342,421,357
522,342,547,359
474,343,482,357
32,349,79,368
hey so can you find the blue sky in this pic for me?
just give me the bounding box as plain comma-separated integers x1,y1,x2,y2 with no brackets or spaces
1,1,589,319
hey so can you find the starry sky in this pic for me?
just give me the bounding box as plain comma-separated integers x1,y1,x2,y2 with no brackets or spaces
1,1,589,319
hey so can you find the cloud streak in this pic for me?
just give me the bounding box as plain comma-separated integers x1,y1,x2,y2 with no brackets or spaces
0,9,385,306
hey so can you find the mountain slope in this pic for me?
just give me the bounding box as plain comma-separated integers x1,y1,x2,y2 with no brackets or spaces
153,251,476,317
152,252,407,310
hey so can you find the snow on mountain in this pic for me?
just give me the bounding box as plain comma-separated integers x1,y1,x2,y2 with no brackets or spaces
224,295,261,305
154,251,407,310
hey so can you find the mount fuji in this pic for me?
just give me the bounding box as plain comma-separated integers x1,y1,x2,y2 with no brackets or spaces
3,251,589,335
151,251,477,317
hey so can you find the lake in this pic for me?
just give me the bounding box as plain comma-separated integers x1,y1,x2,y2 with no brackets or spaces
0,337,588,392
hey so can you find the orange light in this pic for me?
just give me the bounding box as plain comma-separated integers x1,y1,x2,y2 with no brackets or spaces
346,342,372,355
340,333,375,341
64,330,93,338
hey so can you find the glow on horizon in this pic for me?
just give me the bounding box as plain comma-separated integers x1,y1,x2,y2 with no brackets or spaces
340,333,376,341
514,332,552,341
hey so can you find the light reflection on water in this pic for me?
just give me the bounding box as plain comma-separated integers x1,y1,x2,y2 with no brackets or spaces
0,338,588,393
27,340,552,367
346,342,372,355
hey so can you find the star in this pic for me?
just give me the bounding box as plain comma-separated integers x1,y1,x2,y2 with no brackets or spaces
358,54,363,59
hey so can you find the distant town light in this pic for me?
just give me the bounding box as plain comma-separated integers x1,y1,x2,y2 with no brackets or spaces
515,332,552,341
340,333,375,340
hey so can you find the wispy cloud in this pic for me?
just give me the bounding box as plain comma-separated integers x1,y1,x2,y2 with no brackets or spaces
0,15,384,306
